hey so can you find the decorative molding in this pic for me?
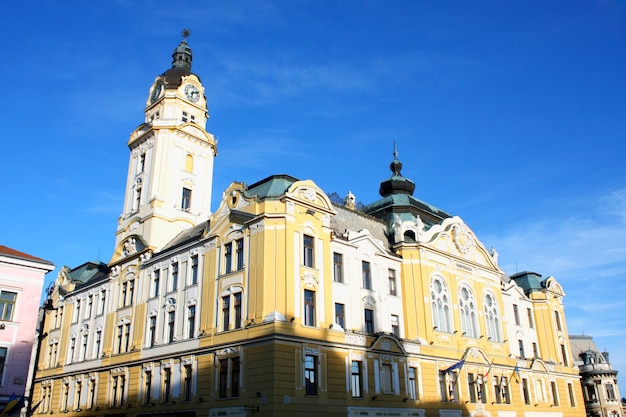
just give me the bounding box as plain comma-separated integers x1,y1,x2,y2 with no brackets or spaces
453,223,475,255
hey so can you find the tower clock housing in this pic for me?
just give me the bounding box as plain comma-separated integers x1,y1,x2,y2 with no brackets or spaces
113,33,217,259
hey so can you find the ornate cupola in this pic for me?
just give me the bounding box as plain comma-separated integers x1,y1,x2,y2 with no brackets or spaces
113,30,217,262
378,142,416,197
363,142,450,240
172,28,192,70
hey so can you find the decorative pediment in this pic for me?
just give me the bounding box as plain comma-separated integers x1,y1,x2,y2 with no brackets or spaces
423,217,501,271
371,334,405,354
286,180,336,214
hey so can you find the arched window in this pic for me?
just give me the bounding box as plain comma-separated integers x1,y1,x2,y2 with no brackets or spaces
459,285,478,338
430,277,452,333
484,293,502,342
184,154,194,172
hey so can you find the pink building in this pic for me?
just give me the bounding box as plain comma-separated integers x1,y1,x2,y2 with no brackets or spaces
0,246,54,410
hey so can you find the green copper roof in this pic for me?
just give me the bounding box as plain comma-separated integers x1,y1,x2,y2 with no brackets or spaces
245,174,299,199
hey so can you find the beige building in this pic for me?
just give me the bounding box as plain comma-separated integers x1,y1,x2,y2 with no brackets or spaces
31,34,587,417
570,335,623,417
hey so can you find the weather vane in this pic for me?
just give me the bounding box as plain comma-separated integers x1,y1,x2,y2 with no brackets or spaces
182,28,191,41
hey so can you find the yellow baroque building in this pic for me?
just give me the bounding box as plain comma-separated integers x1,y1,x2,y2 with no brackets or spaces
31,35,586,417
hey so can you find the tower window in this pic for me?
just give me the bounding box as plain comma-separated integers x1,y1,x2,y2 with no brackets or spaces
182,111,188,122
181,188,191,211
303,235,314,267
184,154,194,172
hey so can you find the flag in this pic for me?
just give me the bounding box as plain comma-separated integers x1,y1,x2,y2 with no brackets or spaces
482,360,494,381
483,360,494,377
0,393,19,417
446,359,465,373
510,365,520,383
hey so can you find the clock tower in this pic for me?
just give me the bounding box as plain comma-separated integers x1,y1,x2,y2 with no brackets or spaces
113,31,217,260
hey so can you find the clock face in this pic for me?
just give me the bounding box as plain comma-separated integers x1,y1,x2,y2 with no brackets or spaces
150,84,163,103
184,84,200,102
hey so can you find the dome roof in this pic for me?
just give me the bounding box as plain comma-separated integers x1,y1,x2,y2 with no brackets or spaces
159,30,201,88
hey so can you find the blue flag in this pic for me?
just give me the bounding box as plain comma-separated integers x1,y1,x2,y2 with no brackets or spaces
446,359,465,373
1,393,19,417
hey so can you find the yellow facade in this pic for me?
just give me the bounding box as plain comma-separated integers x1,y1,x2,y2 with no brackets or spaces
31,36,586,417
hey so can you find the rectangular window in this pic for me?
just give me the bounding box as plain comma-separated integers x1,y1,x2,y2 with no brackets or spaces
388,269,397,295
224,243,233,274
219,360,228,398
134,186,142,211
111,375,125,407
522,378,531,405
305,355,317,396
560,343,569,366
304,290,315,326
187,305,196,338
181,187,191,211
568,383,576,407
518,339,525,358
152,270,160,297
502,376,510,404
88,380,96,409
183,365,192,401
439,370,450,401
585,384,597,402
335,303,345,328
606,383,616,401
513,304,520,325
362,261,371,289
167,311,175,343
222,296,230,331
236,239,244,270
231,357,240,397
468,373,477,403
171,264,178,291
86,295,93,319
333,253,343,283
75,301,81,323
191,256,198,285
551,381,560,406
182,111,188,122
233,293,242,329
365,308,374,334
527,308,534,328
381,363,393,393
143,370,152,405
148,316,156,347
162,368,171,403
94,330,102,358
351,360,363,398
494,376,503,404
408,366,419,400
63,382,70,410
139,154,145,172
99,291,106,315
533,342,539,358
391,314,400,338
218,357,240,398
555,310,563,331
303,235,314,267
74,382,82,410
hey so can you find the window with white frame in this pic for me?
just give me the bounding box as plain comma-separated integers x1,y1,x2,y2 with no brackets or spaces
303,235,314,268
408,366,419,400
459,285,478,338
304,290,316,327
430,277,452,333
484,293,502,342
351,360,363,398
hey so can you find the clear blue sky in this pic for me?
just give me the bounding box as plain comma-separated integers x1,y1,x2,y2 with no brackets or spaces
2,1,625,387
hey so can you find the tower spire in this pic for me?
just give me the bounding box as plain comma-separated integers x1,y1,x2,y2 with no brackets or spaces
172,28,192,70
